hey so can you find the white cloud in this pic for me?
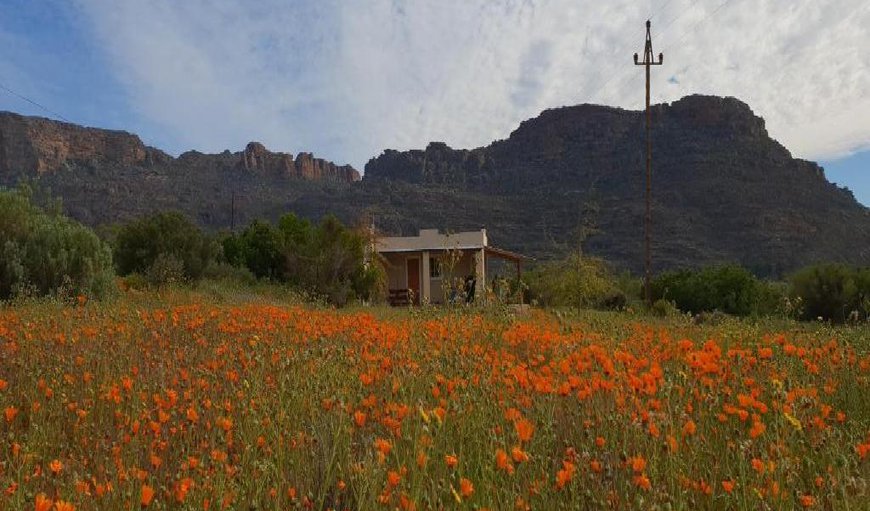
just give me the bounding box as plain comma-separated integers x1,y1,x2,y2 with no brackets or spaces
74,0,870,168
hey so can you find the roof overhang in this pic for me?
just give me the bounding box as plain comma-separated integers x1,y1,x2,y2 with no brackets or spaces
377,245,532,262
485,246,533,262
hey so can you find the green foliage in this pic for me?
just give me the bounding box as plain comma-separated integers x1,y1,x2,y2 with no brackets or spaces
788,263,869,323
525,254,624,310
222,214,384,305
651,264,765,316
0,188,115,300
650,298,679,318
113,211,221,283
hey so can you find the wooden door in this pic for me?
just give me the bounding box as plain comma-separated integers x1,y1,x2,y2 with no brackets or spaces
407,258,420,305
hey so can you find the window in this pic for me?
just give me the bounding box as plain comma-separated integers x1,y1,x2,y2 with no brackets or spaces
430,257,441,279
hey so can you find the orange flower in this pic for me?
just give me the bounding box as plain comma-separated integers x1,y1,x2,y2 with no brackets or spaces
751,458,765,474
595,436,606,448
721,480,735,493
555,460,575,489
49,459,63,475
353,410,366,427
375,438,392,464
511,446,530,464
4,406,18,423
174,478,193,503
375,438,392,456
682,419,696,436
445,454,458,468
35,493,53,511
749,420,766,438
515,418,535,443
495,449,514,474
633,474,651,490
590,459,603,473
799,495,815,507
141,484,155,506
629,456,646,473
459,478,474,498
54,501,75,511
387,470,401,487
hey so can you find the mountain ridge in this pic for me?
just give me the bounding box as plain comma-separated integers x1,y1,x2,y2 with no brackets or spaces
1,95,867,276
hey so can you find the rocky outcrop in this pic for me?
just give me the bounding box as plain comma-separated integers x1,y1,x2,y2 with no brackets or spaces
238,142,360,182
292,151,361,182
0,113,359,184
0,111,153,175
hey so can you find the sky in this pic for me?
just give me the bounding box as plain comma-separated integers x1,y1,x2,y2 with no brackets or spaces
0,0,868,205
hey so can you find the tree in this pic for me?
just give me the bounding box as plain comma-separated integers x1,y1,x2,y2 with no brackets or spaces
113,211,220,282
0,188,115,300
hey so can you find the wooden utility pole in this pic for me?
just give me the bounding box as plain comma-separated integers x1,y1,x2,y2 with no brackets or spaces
634,20,663,307
231,191,236,232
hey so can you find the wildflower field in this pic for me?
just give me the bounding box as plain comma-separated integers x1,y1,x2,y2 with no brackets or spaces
1,292,869,510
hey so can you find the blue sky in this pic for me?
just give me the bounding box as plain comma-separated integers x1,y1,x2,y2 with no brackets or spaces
1,0,868,205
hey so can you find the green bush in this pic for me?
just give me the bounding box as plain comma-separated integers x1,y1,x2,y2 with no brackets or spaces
525,254,623,310
789,264,869,323
650,298,679,318
0,188,115,300
113,211,221,283
223,214,384,305
650,264,764,316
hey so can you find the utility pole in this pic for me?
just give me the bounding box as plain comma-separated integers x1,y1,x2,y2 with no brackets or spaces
231,191,236,232
634,20,663,307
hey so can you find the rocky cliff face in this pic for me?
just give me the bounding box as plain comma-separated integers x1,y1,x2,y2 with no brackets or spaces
0,111,159,177
0,112,359,184
364,95,869,274
1,95,867,276
239,142,360,182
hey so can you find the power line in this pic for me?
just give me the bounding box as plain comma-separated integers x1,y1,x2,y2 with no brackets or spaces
583,0,738,107
651,0,677,22
0,81,73,123
664,0,737,48
652,0,700,39
581,0,700,105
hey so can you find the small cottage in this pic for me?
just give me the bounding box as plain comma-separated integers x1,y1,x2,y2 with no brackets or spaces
377,229,529,305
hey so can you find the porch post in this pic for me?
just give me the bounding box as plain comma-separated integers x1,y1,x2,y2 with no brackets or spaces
421,250,431,303
516,260,523,305
475,248,486,303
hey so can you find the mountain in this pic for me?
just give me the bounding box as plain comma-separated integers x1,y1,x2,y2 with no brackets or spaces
1,95,868,276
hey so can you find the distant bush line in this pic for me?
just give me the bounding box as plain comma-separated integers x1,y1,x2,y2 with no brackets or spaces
110,211,384,306
526,255,869,323
1,187,867,320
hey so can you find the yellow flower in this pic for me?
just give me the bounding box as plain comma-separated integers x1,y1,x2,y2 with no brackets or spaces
784,412,802,431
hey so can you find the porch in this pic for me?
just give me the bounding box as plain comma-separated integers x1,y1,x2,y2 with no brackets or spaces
377,229,528,306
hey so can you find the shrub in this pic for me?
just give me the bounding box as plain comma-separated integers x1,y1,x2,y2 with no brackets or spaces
651,264,762,316
222,214,384,305
525,254,623,310
113,211,221,283
650,298,679,317
223,220,285,280
145,253,186,286
200,262,257,286
0,188,115,300
789,263,869,323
